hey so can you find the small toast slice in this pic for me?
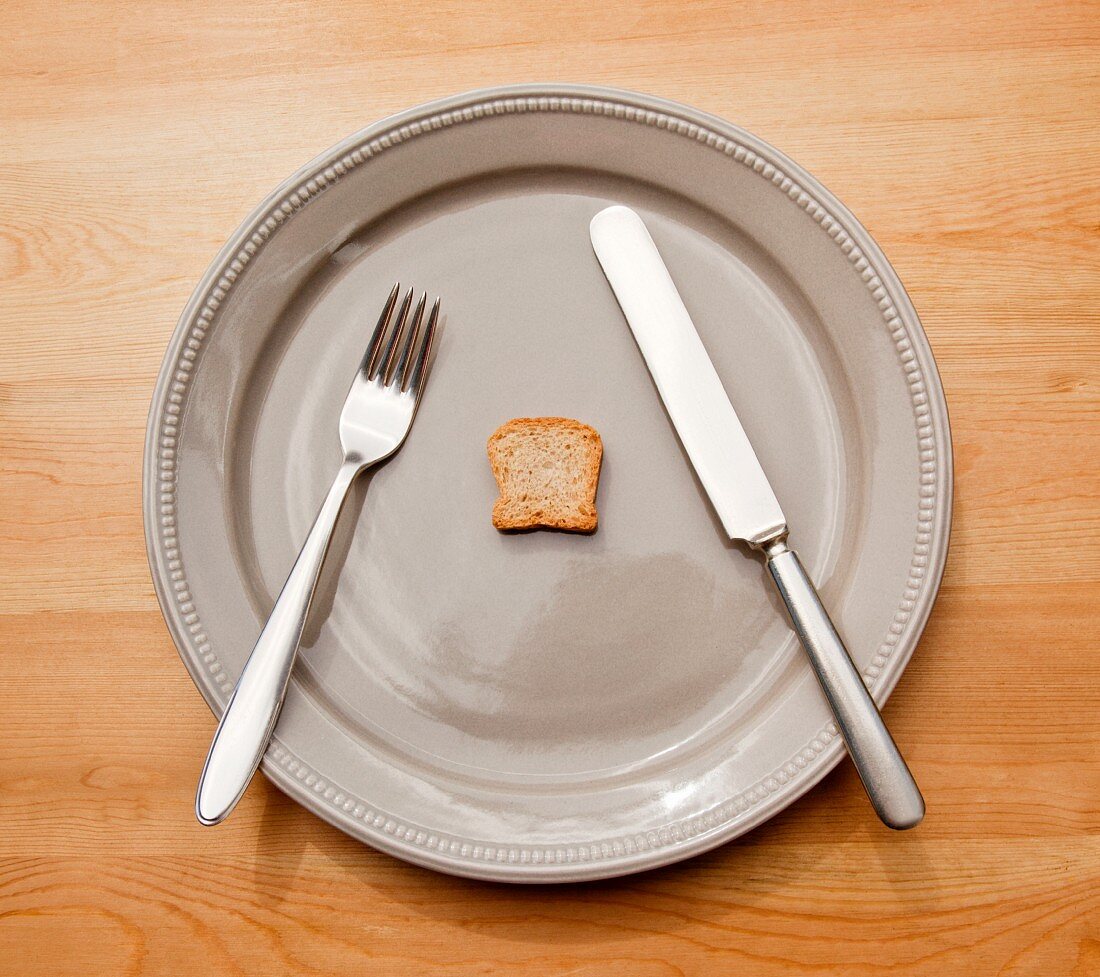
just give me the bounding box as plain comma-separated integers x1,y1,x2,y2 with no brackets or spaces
487,417,603,533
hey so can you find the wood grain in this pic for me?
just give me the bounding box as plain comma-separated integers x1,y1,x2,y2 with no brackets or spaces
1,0,1097,974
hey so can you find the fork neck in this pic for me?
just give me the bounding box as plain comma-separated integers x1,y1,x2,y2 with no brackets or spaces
335,456,366,485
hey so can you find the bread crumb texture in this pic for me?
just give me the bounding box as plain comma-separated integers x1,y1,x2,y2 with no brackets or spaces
487,417,603,533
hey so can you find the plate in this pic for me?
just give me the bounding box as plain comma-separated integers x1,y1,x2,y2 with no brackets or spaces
145,85,952,882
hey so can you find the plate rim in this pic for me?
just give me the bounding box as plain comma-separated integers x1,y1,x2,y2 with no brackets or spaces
144,83,953,882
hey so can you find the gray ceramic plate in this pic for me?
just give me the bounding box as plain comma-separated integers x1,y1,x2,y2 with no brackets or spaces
145,85,951,882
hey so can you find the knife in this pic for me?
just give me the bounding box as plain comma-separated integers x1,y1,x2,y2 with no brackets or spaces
590,205,924,829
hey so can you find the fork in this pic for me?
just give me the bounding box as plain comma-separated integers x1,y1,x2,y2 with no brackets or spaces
196,283,441,826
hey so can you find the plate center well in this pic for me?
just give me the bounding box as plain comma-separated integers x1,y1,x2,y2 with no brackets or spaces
230,171,849,784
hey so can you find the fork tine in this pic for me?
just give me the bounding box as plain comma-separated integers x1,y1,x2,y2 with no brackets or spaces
396,293,427,390
408,297,441,394
377,287,414,382
363,283,400,377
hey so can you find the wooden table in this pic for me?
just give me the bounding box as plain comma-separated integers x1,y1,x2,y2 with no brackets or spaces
2,1,1097,974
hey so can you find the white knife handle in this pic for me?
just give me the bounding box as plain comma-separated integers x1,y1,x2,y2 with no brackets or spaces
766,545,925,829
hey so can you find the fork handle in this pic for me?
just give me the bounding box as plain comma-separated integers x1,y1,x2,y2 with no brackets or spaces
195,459,361,825
766,544,925,830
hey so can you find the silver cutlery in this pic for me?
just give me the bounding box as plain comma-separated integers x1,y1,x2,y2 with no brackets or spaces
196,284,441,826
590,205,924,829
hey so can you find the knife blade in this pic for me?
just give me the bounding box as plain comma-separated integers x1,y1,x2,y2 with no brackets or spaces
590,207,786,546
590,204,925,830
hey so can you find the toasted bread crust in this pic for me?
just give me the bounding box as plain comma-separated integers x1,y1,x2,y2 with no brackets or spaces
487,417,603,533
